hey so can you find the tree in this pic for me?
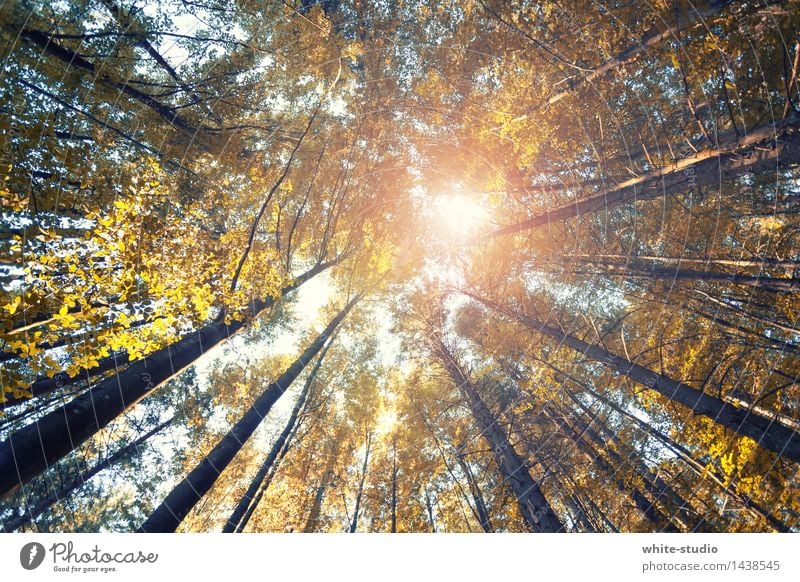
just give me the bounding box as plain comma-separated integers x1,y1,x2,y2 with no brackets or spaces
461,291,800,463
0,259,343,497
222,335,335,533
139,293,361,532
2,0,799,533
422,300,564,532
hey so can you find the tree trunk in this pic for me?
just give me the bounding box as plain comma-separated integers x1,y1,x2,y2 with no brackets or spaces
585,495,620,533
348,429,372,533
690,308,800,356
0,259,339,498
138,294,360,532
454,451,494,533
2,417,173,532
544,406,679,531
430,336,564,532
223,338,333,533
565,493,599,533
468,293,800,462
424,488,437,532
571,407,698,530
491,116,800,237
488,1,733,123
233,439,290,532
544,1,734,108
690,289,800,336
19,28,203,136
569,262,800,293
552,366,792,533
303,445,337,533
560,384,703,530
564,254,800,272
2,352,131,410
390,436,398,533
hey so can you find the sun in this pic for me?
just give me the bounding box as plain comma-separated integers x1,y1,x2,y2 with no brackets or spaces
375,409,398,436
431,192,490,240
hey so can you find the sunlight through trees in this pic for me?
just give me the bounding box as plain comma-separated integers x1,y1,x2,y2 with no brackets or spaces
1,0,799,533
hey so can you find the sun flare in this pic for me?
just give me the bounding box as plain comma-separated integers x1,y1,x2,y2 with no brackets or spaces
431,193,490,240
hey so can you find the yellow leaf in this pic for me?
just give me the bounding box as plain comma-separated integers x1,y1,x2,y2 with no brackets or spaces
4,296,21,315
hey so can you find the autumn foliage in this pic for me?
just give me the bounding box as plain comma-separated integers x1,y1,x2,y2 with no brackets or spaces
1,0,799,532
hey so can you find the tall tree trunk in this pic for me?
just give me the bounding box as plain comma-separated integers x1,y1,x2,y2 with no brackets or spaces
544,406,679,531
552,366,792,532
545,1,733,108
564,254,800,272
565,493,599,533
223,338,333,533
409,392,491,533
585,495,620,533
390,435,398,533
19,28,204,137
2,418,173,532
236,395,317,531
348,429,372,533
454,451,494,533
491,116,800,237
486,1,733,121
570,406,697,530
2,352,131,410
542,458,600,533
234,435,293,533
139,294,361,532
303,445,337,533
540,457,600,532
560,384,703,530
689,289,800,336
424,488,437,532
467,292,800,462
690,308,800,356
568,262,800,293
0,259,340,498
430,335,564,532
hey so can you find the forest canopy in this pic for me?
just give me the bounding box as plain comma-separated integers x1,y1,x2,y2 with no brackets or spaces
1,0,799,533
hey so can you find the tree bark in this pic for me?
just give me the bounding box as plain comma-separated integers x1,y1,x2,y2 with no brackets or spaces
544,406,679,531
222,338,333,533
19,29,203,136
303,445,337,533
390,436,398,533
430,336,564,532
569,262,800,293
0,259,340,499
2,352,131,410
572,406,699,530
543,1,734,108
467,292,800,463
564,493,598,532
424,488,437,532
564,254,800,272
551,366,792,532
348,429,372,533
491,116,800,237
2,417,173,532
454,451,494,532
138,294,361,532
560,384,703,530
